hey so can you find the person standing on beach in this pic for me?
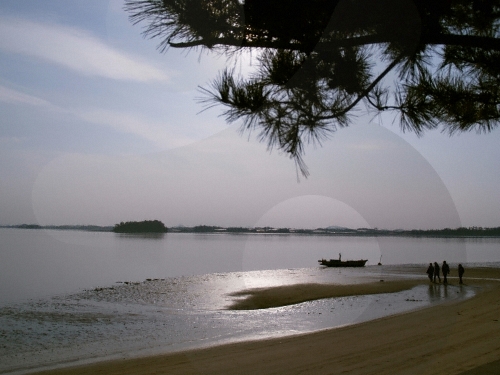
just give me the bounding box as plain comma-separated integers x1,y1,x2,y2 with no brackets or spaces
426,263,434,282
434,262,441,283
458,264,465,284
442,261,450,284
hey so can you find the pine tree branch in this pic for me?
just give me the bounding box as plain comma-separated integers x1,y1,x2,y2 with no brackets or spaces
318,53,406,120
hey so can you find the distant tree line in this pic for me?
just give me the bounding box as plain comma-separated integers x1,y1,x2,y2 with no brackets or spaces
113,220,168,233
1,224,113,231
172,225,292,233
169,225,500,237
407,227,500,237
3,223,500,237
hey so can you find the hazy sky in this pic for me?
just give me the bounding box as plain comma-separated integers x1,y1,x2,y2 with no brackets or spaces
1,0,499,230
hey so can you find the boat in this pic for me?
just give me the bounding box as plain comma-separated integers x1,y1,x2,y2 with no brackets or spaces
318,253,367,267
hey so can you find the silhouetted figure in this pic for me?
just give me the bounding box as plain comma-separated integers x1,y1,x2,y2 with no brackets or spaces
458,264,465,284
442,261,450,284
426,263,434,282
433,262,441,283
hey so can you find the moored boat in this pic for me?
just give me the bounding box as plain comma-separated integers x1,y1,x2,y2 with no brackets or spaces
318,254,367,267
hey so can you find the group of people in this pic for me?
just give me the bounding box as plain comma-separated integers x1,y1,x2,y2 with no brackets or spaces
426,261,465,284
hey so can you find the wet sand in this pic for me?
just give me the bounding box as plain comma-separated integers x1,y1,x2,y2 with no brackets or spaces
33,267,500,375
227,279,423,309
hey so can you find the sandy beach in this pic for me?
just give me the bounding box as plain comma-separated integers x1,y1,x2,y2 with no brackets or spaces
33,267,500,375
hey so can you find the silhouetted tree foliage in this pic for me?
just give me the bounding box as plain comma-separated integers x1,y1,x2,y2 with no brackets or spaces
126,0,500,175
113,220,168,233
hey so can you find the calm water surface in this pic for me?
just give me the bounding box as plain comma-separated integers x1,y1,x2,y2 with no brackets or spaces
1,228,498,304
0,229,498,374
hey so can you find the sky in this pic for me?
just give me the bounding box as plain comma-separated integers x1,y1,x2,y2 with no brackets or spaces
1,0,499,230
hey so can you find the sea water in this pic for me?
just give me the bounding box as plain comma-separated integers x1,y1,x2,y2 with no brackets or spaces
0,229,497,374
0,267,476,374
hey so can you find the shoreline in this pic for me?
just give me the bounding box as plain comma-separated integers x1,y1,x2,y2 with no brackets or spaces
4,226,500,239
31,267,500,375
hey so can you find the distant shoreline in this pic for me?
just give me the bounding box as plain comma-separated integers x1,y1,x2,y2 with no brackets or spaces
2,224,500,238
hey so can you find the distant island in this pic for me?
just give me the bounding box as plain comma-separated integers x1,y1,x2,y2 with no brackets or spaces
2,223,500,237
113,220,168,233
